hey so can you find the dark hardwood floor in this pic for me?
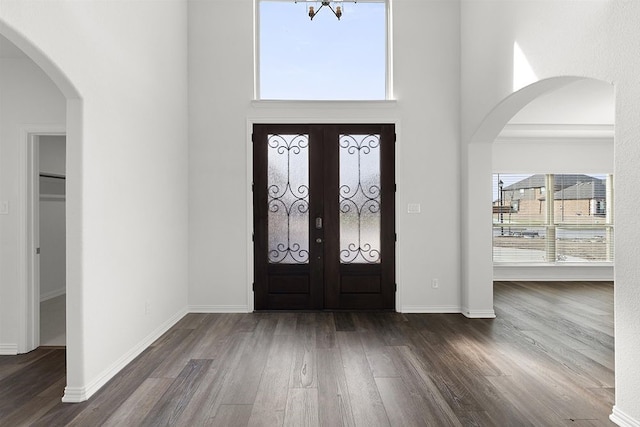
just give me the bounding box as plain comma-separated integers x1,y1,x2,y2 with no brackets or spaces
0,281,615,426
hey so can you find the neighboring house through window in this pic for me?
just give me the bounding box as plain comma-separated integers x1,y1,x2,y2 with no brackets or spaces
492,174,614,263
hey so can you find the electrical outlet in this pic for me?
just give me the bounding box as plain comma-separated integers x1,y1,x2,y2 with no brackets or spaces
432,278,439,289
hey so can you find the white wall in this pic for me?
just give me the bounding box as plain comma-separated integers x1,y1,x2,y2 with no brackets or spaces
39,135,66,301
188,0,464,314
0,56,66,354
39,135,66,175
0,0,189,401
461,1,640,423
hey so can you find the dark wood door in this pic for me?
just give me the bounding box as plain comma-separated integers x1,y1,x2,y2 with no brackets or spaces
253,124,395,310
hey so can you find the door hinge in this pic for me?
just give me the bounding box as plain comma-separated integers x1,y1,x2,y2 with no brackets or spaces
394,133,397,143
252,233,254,242
252,182,254,192
36,247,41,255
395,283,398,292
394,233,397,242
394,184,397,192
251,133,255,143
252,282,256,291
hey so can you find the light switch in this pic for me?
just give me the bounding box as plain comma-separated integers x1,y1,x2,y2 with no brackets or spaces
407,203,421,214
0,201,8,215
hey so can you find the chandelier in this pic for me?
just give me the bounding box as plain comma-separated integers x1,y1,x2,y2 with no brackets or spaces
298,1,354,21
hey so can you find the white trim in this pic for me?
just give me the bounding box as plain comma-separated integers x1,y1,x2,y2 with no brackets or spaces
18,126,66,354
0,344,19,355
40,288,66,302
496,123,614,142
189,305,251,313
494,264,614,282
400,305,461,314
611,406,640,427
246,120,255,313
62,307,188,403
250,100,398,110
61,387,87,404
462,309,497,319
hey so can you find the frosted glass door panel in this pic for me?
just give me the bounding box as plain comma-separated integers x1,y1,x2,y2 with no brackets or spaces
339,134,381,264
267,134,310,264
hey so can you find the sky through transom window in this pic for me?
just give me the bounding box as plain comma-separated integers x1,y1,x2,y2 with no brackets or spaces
259,1,387,100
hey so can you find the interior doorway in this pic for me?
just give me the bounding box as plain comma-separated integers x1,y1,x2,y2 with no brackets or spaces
253,124,396,310
37,135,67,346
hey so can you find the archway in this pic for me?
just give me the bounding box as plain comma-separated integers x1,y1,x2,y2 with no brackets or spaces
462,75,614,315
0,20,84,402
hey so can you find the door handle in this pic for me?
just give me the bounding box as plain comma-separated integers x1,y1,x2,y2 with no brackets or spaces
315,217,323,229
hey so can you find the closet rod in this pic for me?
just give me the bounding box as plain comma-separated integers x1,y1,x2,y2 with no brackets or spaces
39,173,65,180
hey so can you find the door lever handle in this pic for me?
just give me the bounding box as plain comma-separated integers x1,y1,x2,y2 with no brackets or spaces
315,217,323,229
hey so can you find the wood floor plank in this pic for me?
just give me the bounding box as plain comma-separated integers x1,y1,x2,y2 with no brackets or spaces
283,388,320,427
387,345,463,427
375,376,430,427
132,359,214,426
247,333,296,426
336,331,390,427
315,312,336,349
220,315,278,404
102,377,174,426
334,312,355,331
359,331,398,378
209,404,253,427
172,333,250,426
274,312,298,335
316,348,356,427
290,313,317,389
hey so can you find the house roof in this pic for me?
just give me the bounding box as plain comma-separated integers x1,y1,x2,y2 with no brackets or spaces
550,180,606,200
503,174,601,192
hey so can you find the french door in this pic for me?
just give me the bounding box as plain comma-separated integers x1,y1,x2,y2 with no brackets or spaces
253,124,395,310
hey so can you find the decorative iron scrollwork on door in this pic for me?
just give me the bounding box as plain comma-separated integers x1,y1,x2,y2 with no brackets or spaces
339,134,382,264
267,134,310,264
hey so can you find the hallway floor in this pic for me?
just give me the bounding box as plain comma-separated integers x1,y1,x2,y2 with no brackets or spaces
40,294,66,347
0,281,614,426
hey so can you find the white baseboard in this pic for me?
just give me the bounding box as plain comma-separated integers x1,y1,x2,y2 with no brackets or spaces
62,307,188,403
400,305,461,314
188,305,250,313
611,406,640,427
461,308,496,319
0,343,18,355
40,287,66,302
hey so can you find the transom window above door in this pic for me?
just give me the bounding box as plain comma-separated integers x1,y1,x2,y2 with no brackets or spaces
257,0,388,100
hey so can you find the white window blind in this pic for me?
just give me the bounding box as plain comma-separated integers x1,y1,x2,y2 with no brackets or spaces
492,174,614,263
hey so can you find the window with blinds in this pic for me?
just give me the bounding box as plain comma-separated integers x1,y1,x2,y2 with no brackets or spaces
492,174,614,263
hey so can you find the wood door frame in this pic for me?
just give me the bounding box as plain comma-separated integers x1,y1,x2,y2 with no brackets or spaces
248,120,398,311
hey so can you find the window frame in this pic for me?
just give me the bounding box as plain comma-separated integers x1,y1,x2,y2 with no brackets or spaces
254,0,392,101
492,173,614,265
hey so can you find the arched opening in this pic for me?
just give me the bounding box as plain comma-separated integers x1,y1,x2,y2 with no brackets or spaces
462,74,614,326
0,20,83,402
